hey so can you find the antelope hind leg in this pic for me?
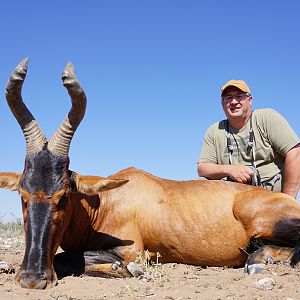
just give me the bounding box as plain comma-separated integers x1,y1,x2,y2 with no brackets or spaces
245,245,293,275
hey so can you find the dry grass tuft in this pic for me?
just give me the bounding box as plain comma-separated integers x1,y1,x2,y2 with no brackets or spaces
0,213,24,256
135,250,166,281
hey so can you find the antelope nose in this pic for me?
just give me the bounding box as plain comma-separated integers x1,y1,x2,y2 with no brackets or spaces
20,277,47,289
17,271,58,289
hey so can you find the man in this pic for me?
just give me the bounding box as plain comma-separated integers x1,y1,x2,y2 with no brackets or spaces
197,79,300,198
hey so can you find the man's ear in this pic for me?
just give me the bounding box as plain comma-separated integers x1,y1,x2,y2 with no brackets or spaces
0,172,22,191
248,95,253,106
71,172,129,195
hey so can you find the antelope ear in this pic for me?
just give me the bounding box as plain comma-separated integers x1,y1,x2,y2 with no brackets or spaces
71,172,129,195
0,172,22,191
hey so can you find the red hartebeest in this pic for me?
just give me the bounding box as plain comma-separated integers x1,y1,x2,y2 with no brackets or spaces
1,58,300,289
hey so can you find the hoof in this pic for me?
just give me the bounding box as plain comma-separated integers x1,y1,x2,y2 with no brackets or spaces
112,261,122,271
244,263,265,275
127,262,144,277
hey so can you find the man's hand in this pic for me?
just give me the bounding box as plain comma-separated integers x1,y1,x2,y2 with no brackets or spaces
227,165,254,183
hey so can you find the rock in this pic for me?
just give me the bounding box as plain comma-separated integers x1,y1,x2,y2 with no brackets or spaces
127,262,144,277
255,277,275,290
0,261,15,274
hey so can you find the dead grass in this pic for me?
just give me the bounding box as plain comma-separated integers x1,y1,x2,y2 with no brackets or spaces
0,214,24,258
135,250,166,281
0,214,23,238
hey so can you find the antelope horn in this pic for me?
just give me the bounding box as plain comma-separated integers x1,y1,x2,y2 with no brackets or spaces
47,62,87,156
5,58,47,155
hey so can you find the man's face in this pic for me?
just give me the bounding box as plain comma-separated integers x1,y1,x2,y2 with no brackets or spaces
221,86,252,120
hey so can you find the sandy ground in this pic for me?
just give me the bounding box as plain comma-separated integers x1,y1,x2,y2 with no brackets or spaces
0,232,299,300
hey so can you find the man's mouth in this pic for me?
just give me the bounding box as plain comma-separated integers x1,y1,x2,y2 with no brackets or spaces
229,107,241,113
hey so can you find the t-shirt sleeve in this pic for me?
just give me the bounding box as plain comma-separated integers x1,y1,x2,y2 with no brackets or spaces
262,109,300,156
198,125,218,164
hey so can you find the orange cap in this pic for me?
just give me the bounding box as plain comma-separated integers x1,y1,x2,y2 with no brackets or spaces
221,80,251,96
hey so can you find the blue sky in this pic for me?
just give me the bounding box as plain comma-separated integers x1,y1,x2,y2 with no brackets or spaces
0,1,300,220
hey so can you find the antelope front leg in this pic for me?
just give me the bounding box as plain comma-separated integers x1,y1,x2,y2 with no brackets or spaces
54,251,144,278
84,251,144,278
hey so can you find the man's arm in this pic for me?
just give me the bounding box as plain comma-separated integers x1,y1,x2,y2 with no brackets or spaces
197,162,253,184
283,145,300,198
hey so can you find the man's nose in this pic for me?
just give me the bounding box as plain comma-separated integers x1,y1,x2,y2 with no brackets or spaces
230,98,239,104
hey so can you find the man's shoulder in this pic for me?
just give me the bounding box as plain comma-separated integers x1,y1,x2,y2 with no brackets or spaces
207,120,227,131
253,108,278,116
253,108,282,122
203,120,227,140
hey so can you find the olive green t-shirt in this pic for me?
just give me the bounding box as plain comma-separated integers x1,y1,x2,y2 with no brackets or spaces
198,109,299,183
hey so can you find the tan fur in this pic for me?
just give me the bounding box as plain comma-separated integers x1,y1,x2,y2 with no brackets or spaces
59,168,300,268
71,172,129,195
19,188,65,205
0,172,22,191
233,190,300,239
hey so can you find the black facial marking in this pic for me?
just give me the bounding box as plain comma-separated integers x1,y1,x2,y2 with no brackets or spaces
22,201,52,272
21,148,69,195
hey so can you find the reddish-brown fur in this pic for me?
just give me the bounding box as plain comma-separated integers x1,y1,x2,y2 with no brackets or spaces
59,168,300,267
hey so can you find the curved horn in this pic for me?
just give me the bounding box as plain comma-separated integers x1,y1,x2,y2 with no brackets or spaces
5,58,47,155
47,62,87,156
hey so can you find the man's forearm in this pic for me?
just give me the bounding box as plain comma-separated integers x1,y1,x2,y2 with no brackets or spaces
283,146,300,198
197,162,231,179
197,162,254,183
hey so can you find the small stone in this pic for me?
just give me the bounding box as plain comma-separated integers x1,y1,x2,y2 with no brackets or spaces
0,261,15,274
255,277,275,290
127,262,144,277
